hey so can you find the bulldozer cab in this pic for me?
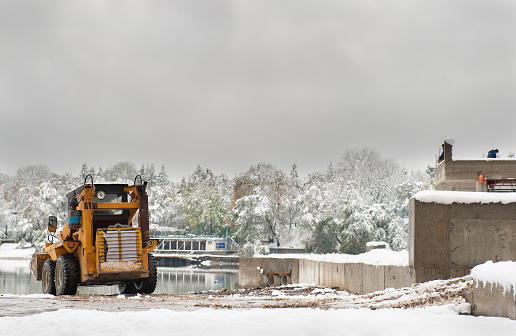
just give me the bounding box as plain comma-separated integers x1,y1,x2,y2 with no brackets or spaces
66,183,131,231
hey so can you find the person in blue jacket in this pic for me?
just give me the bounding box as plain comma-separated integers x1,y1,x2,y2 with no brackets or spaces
487,149,499,158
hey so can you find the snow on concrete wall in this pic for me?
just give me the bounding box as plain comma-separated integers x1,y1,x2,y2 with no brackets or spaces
471,261,516,296
413,191,516,205
470,261,516,320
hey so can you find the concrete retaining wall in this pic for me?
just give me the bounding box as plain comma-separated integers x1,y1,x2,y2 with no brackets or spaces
239,257,299,288
240,257,516,320
409,198,516,283
469,282,516,320
240,257,413,295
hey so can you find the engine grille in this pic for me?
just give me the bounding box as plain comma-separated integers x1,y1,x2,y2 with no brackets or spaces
97,228,142,263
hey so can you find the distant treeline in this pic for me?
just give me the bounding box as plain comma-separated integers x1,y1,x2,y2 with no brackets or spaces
0,148,434,254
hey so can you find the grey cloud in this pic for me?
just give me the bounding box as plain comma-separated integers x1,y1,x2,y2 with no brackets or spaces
1,0,516,181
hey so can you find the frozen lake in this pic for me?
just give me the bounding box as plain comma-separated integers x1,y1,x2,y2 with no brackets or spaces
0,259,239,295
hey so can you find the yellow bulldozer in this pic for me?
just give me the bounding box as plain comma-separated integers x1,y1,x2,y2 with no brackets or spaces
30,175,158,295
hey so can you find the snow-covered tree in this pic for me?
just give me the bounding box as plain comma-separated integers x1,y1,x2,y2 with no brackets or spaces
290,164,298,178
231,163,296,246
16,165,52,186
79,163,89,179
0,152,434,254
156,165,169,185
103,162,138,182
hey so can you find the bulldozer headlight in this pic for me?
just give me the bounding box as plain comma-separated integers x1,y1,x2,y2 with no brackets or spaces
97,191,106,200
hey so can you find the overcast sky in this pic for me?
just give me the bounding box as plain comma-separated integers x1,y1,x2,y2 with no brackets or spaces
1,0,516,181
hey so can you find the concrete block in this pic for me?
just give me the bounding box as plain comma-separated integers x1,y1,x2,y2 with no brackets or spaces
471,282,516,320
409,200,450,269
410,198,516,283
449,215,516,268
331,262,342,288
323,262,339,288
385,266,414,289
239,257,299,288
320,261,328,287
337,262,346,290
362,264,385,293
289,258,300,284
413,266,449,284
449,267,470,278
298,259,314,284
262,258,290,274
239,257,265,288
345,263,363,294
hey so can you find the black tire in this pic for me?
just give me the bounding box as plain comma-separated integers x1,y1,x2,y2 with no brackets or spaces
117,254,157,295
138,253,157,294
118,281,138,294
55,254,80,295
42,259,56,295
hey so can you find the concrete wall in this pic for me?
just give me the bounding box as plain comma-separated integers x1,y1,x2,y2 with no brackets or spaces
435,160,516,191
409,198,516,283
239,257,299,288
241,257,413,295
469,282,516,320
240,257,516,320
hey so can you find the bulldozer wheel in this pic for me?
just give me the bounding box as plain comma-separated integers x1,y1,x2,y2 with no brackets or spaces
55,254,80,295
118,281,138,294
137,253,157,294
42,259,56,295
118,254,157,295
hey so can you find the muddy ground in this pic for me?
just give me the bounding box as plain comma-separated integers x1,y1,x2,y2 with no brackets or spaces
0,276,473,317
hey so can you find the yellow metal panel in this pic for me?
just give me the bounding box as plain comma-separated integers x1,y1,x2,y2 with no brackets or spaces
93,203,139,210
47,246,69,261
30,253,50,280
147,239,159,251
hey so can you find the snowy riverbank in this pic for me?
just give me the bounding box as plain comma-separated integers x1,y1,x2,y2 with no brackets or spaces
0,242,408,266
0,243,35,260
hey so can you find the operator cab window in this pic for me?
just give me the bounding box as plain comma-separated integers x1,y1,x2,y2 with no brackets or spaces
94,192,123,215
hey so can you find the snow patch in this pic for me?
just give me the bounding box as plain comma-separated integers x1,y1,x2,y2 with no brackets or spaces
0,243,35,259
413,191,516,205
266,249,408,266
471,261,516,296
444,137,455,145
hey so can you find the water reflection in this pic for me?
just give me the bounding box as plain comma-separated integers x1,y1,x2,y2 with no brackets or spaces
0,260,41,295
0,260,239,295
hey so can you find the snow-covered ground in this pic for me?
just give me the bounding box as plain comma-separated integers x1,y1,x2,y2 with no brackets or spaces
1,304,516,336
2,245,516,335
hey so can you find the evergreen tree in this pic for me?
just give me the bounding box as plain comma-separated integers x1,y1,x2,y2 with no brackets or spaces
79,163,89,179
157,165,169,185
139,164,146,178
290,164,298,178
147,164,156,186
